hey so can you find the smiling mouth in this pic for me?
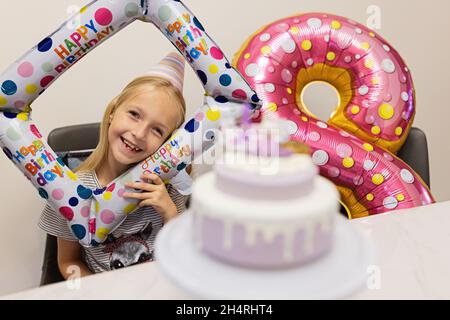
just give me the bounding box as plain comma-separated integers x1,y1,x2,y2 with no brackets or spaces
120,137,142,152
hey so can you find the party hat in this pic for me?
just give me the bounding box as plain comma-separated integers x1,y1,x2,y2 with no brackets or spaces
144,52,185,93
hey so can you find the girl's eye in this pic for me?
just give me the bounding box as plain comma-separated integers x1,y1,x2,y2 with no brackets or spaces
153,128,164,137
129,110,140,119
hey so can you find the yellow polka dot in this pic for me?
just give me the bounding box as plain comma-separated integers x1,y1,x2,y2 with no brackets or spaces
124,203,137,215
301,116,308,122
372,174,385,185
206,108,221,121
209,64,218,74
372,77,380,85
290,26,300,34
80,5,88,13
301,40,312,51
343,157,355,168
67,170,78,181
261,46,271,55
25,84,37,95
95,201,100,213
266,103,278,112
96,227,110,240
103,191,112,201
361,42,371,51
378,103,394,120
395,127,403,136
244,53,251,59
350,105,360,115
369,32,376,38
326,52,336,61
287,88,293,95
363,143,374,152
0,96,7,106
366,193,374,201
364,59,374,69
397,194,405,201
371,126,381,135
17,113,28,121
331,20,342,29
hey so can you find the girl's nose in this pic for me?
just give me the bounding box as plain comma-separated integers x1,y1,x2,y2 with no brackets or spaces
131,124,148,141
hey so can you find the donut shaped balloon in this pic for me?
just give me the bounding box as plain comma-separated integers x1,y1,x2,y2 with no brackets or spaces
0,0,259,246
233,13,434,218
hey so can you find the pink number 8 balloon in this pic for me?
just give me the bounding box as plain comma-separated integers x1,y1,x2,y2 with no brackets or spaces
233,13,434,218
0,0,258,246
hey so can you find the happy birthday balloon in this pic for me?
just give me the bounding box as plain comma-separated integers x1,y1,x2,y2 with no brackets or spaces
0,0,258,246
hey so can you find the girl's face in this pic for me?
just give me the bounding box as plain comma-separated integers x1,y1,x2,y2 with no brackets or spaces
108,88,181,171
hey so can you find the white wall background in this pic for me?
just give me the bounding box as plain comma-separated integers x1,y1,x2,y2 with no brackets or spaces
0,0,449,295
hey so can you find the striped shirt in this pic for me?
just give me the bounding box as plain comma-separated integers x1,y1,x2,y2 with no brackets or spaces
38,170,188,273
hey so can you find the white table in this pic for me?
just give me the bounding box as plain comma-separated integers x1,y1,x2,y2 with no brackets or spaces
3,200,450,300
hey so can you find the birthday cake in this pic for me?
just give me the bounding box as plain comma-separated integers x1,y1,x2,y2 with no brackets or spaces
190,125,340,269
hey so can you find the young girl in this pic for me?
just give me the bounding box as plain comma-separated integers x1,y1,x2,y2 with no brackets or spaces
39,52,189,278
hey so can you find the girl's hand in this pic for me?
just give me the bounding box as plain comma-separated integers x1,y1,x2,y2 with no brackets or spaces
123,173,178,223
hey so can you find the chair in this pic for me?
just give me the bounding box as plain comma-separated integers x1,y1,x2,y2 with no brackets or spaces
40,124,430,285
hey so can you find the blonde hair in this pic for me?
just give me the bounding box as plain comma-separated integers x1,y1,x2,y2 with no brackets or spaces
76,76,186,173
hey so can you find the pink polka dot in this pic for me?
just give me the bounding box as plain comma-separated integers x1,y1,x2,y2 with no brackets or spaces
100,209,115,224
353,176,364,186
14,100,25,109
117,188,125,198
309,131,321,142
17,62,34,78
328,167,340,178
281,69,293,83
89,218,96,234
40,75,54,87
365,115,375,124
384,153,394,161
195,113,205,122
336,144,353,158
59,207,74,221
210,47,224,60
107,182,116,192
52,189,65,200
80,206,90,218
232,89,247,100
95,8,113,26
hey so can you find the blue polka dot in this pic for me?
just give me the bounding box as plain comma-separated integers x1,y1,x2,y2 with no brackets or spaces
193,17,205,31
71,224,86,240
185,119,200,133
205,130,215,141
90,239,100,247
77,185,92,200
250,103,260,110
215,96,229,103
197,70,207,85
38,38,53,52
93,187,107,195
177,162,187,171
251,94,260,103
1,80,17,95
38,188,48,199
2,147,13,160
3,112,18,119
69,197,79,207
225,62,232,69
219,74,232,87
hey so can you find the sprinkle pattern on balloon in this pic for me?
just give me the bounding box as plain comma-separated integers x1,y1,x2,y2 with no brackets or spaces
0,0,258,246
234,13,434,218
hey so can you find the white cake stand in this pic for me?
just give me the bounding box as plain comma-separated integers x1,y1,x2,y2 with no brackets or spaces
155,211,375,300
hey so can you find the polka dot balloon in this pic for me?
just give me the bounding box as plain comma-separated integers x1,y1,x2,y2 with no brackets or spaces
0,0,259,246
234,13,434,218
